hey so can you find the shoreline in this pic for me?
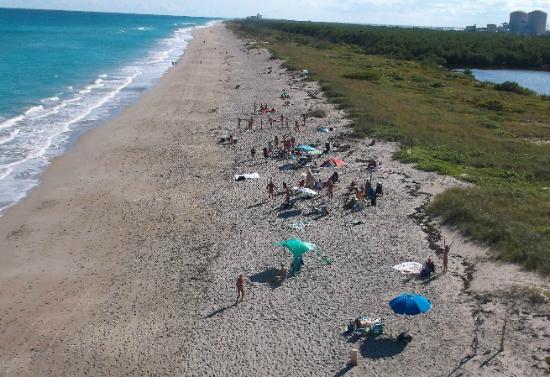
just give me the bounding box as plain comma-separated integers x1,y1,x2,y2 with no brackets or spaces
0,19,214,217
1,23,548,376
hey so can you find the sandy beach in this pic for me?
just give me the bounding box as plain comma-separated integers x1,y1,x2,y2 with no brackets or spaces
1,23,548,376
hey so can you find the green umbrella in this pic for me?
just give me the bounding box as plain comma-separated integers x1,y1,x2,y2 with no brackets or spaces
273,238,317,258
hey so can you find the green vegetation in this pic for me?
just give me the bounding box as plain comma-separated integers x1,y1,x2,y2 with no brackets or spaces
235,19,550,69
494,81,535,95
228,20,550,274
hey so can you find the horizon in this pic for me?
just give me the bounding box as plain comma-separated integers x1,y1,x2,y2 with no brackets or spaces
0,1,549,28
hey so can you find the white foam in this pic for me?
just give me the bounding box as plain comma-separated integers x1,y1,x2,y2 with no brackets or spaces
41,96,60,104
0,128,19,145
24,105,44,116
0,114,24,130
0,21,207,216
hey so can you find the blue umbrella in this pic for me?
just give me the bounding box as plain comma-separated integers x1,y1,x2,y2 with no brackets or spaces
389,293,432,316
296,144,316,152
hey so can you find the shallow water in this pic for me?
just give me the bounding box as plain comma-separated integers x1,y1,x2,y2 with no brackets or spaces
0,8,215,215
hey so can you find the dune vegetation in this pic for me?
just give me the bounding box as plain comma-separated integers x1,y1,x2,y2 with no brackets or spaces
229,20,550,274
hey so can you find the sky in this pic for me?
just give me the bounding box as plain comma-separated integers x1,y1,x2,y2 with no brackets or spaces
0,0,549,27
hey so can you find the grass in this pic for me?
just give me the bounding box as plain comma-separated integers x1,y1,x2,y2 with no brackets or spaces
228,21,550,275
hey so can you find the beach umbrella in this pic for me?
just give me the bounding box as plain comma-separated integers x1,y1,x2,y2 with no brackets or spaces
273,238,317,258
296,144,316,152
307,149,322,155
392,262,423,275
389,293,432,316
296,187,319,198
297,187,319,198
321,158,345,168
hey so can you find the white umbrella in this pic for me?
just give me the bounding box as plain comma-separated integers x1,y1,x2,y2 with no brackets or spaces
392,262,423,275
295,187,318,198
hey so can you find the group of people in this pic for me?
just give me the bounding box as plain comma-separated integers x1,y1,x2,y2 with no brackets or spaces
231,95,449,305
346,180,383,208
237,100,310,136
420,239,453,279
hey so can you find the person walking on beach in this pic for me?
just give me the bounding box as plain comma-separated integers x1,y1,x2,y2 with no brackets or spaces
238,117,241,128
326,179,334,200
236,274,245,304
250,147,256,161
263,146,269,161
267,179,276,199
294,120,300,133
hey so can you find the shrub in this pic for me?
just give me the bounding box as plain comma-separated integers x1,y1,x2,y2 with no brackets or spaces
494,81,535,96
478,100,505,111
342,70,381,82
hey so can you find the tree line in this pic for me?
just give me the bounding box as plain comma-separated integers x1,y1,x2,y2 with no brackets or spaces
235,19,550,69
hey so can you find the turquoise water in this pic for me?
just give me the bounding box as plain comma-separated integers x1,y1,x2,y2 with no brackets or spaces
467,69,550,95
0,8,214,214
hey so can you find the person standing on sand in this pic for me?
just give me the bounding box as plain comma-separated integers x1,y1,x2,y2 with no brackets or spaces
263,146,269,160
280,114,284,125
326,179,334,200
283,183,290,204
238,117,241,128
236,275,245,304
250,147,256,161
267,179,276,199
443,238,453,273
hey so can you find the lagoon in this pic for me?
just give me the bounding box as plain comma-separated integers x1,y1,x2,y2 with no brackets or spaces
468,69,550,95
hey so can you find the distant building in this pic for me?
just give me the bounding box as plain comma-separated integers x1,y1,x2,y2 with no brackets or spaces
465,25,476,32
509,10,547,35
509,10,528,33
528,10,547,35
487,24,497,32
246,13,263,21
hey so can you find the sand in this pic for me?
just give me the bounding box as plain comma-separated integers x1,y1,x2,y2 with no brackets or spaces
0,23,548,376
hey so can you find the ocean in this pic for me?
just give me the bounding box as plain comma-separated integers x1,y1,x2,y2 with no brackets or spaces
0,8,214,215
